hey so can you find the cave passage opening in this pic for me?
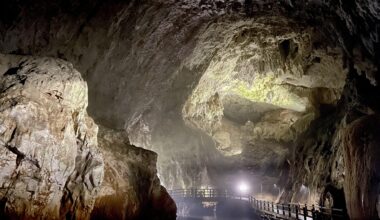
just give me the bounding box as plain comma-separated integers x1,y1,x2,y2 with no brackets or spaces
0,0,378,219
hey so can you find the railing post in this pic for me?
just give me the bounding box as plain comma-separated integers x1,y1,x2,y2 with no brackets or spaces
282,204,285,215
272,202,274,212
303,204,307,220
277,203,279,214
288,204,291,217
296,204,299,219
312,204,316,220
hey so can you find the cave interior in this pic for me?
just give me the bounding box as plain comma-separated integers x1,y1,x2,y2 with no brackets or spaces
0,0,379,219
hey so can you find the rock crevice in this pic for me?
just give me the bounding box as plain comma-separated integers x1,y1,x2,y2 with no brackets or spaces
0,55,175,219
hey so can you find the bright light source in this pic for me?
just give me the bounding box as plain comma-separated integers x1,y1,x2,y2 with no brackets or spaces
237,181,249,194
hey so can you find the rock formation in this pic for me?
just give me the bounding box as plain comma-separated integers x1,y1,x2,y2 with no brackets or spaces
0,0,379,219
92,126,176,220
0,55,103,219
343,115,380,219
0,55,176,219
0,0,350,189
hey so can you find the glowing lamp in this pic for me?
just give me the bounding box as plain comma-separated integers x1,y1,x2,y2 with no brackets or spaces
237,181,249,194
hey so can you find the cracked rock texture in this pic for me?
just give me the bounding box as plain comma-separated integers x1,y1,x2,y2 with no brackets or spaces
0,0,379,219
281,71,380,219
343,114,380,219
0,55,176,220
0,55,103,219
92,126,176,220
0,0,349,189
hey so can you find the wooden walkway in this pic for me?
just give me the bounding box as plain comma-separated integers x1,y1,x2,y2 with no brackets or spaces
168,189,346,220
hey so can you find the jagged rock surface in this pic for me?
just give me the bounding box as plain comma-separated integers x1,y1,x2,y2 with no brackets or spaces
0,55,103,219
0,55,176,220
0,0,351,189
92,126,176,220
282,71,380,219
343,115,380,219
0,0,379,219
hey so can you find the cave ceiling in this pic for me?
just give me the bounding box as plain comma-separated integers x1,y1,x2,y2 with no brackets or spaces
0,0,378,191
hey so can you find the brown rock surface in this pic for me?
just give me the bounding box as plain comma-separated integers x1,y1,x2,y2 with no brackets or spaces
0,55,103,219
0,55,176,219
343,115,380,219
0,0,379,219
91,126,176,220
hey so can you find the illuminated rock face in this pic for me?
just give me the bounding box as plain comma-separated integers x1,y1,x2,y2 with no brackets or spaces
283,73,380,220
92,126,176,220
182,17,347,156
0,0,374,191
0,0,379,219
0,55,103,219
0,55,176,219
343,115,380,219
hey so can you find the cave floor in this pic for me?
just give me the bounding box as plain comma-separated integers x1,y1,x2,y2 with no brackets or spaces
177,217,257,220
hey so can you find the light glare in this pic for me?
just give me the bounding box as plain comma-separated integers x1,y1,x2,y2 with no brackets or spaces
237,181,249,194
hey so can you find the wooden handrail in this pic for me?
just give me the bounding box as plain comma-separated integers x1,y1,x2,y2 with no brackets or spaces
169,188,346,220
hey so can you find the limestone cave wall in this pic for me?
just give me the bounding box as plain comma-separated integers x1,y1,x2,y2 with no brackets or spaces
0,0,379,219
0,54,176,219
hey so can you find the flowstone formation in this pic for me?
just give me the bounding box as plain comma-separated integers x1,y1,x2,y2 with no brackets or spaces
0,55,176,220
343,115,380,219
